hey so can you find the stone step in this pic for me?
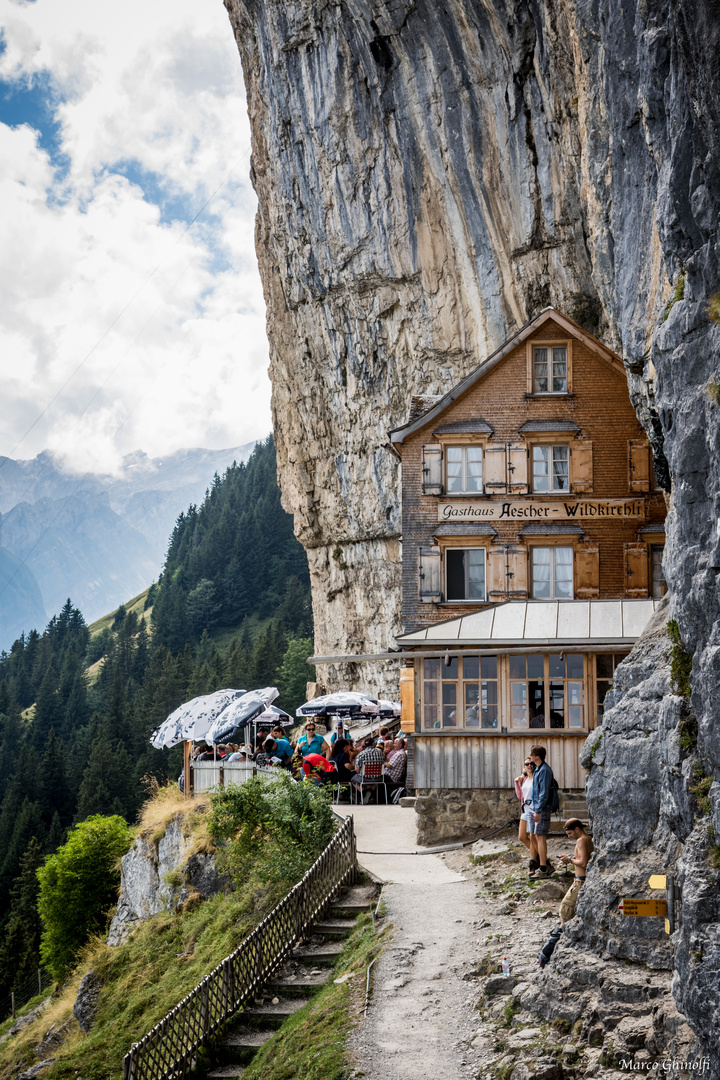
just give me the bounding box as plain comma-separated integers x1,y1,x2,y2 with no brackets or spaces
242,997,309,1026
292,942,345,965
266,973,330,995
222,1030,275,1050
399,796,416,808
329,901,373,917
207,1067,246,1078
309,918,356,937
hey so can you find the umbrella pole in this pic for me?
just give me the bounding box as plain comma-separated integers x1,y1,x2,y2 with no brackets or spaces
184,740,192,801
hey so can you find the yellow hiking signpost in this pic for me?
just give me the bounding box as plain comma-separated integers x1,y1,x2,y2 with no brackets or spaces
619,873,677,933
619,899,668,917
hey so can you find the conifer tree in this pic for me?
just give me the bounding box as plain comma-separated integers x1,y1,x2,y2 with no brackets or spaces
0,836,44,997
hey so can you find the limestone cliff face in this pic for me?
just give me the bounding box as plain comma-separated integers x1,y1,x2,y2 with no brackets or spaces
224,0,720,1058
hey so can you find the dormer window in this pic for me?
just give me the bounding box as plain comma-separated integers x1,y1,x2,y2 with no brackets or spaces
446,446,483,493
533,345,567,393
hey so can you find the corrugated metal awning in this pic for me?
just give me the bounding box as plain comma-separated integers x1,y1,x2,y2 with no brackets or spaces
396,599,660,647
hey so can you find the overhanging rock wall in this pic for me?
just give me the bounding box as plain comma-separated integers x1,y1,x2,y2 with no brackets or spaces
223,0,720,1060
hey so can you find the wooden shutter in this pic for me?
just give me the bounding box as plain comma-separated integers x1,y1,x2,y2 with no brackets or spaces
400,667,416,732
507,548,528,598
418,546,442,602
507,442,528,493
422,443,443,495
486,547,507,599
571,441,593,493
484,444,507,493
625,543,649,598
628,440,651,492
575,546,600,598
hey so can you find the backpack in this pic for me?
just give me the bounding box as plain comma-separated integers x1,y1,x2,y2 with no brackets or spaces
538,926,563,967
549,777,561,813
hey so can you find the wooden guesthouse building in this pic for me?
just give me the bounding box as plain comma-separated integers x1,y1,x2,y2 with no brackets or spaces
389,309,667,833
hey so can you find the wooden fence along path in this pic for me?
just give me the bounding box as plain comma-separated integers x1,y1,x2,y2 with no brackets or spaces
122,814,357,1080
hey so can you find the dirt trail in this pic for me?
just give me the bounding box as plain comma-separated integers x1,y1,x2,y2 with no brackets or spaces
343,806,683,1080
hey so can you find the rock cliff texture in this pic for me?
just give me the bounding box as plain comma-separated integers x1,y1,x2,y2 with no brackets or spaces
223,0,719,1061
107,816,225,946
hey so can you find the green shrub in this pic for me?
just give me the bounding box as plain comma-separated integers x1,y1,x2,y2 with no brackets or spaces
208,773,335,885
708,294,720,325
707,376,720,405
678,713,698,752
663,270,685,321
37,815,134,981
689,765,712,817
667,620,692,698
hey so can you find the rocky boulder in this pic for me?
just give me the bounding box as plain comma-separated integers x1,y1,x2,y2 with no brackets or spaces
107,814,225,946
73,972,102,1034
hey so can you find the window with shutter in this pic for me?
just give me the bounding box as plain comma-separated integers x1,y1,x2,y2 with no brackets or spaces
624,543,649,598
571,441,593,493
445,548,486,601
484,444,507,492
422,444,443,495
575,546,600,598
418,546,442,602
507,443,528,493
486,547,507,599
507,548,528,597
628,440,651,492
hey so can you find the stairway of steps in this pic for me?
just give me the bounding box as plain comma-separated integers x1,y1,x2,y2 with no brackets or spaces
204,884,376,1079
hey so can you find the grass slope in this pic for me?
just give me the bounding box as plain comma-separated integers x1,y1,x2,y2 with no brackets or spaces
0,789,287,1080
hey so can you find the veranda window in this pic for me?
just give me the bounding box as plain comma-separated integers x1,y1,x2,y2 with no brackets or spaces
509,653,585,730
446,445,483,493
422,655,498,729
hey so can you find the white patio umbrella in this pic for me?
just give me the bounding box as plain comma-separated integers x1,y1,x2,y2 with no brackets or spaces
205,687,279,746
296,691,380,717
150,688,246,749
376,700,402,718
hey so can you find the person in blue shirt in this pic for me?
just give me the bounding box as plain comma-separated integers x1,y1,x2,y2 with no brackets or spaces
270,726,294,768
296,722,327,758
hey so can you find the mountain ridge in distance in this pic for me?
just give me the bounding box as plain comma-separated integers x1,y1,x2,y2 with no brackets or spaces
0,442,258,650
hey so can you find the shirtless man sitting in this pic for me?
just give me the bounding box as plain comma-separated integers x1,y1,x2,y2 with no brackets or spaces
558,818,594,925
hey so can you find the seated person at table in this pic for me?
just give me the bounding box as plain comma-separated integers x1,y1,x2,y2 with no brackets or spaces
225,747,248,762
384,738,407,795
351,738,385,802
296,723,326,758
330,738,354,785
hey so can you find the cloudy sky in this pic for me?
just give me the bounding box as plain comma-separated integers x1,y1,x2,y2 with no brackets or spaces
0,0,269,475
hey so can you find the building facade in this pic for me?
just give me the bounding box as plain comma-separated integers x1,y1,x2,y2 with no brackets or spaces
389,309,667,840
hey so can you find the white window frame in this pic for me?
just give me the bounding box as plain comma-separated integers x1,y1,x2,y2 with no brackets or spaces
533,344,568,393
444,445,483,494
531,546,574,599
445,547,487,603
531,444,570,492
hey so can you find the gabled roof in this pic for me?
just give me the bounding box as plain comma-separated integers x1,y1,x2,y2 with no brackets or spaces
389,308,623,445
396,599,659,648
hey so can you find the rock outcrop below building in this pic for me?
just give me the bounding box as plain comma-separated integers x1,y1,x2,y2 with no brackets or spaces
107,815,225,946
224,0,719,1062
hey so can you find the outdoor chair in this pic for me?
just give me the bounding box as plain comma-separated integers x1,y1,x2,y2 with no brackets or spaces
351,761,388,805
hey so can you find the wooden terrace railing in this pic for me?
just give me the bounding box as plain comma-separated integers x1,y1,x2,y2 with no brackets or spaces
122,813,357,1080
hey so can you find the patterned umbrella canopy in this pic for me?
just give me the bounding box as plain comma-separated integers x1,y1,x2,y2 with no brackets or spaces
296,691,380,717
205,687,279,745
150,688,246,749
376,700,402,718
254,704,293,727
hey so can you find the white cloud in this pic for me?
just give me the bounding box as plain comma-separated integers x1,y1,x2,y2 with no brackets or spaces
0,0,269,475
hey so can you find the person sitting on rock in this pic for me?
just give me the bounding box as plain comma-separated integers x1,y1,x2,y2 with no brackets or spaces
558,818,594,925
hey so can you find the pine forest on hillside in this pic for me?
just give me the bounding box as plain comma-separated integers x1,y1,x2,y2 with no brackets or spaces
0,436,314,1003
